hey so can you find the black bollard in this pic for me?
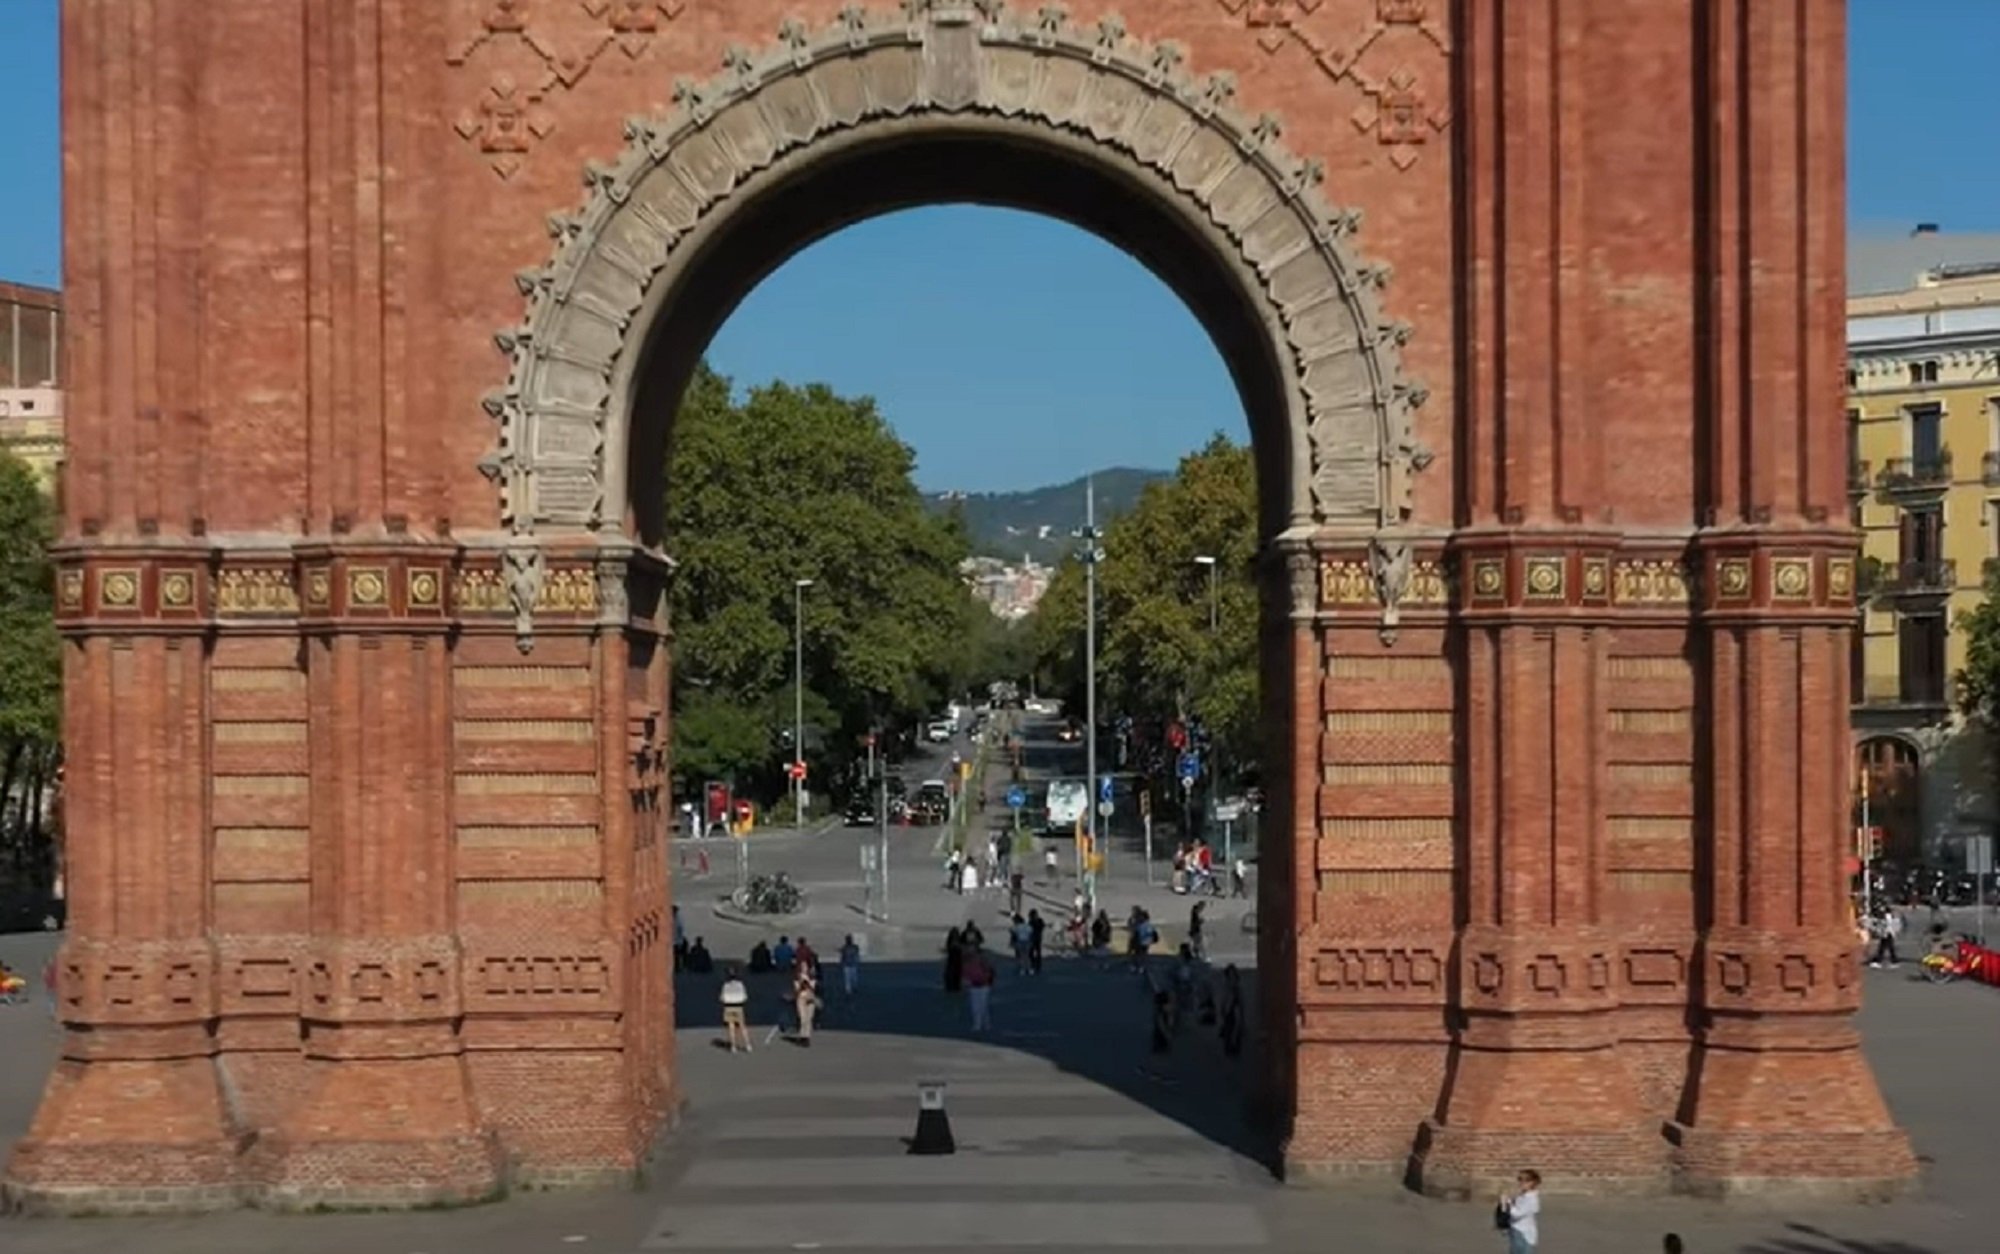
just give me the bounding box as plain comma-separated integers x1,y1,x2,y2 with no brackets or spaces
908,1080,956,1155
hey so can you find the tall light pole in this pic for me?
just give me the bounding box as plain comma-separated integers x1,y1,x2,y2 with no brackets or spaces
1077,479,1104,915
1193,554,1218,632
794,577,814,830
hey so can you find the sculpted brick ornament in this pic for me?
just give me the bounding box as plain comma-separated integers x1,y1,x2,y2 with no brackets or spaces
1214,0,1451,169
483,2,1431,643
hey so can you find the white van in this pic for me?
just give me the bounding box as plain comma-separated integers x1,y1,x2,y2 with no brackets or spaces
1044,778,1088,835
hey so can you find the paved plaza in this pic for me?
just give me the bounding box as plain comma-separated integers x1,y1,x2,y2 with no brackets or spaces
5,727,1997,1251
2,920,1995,1253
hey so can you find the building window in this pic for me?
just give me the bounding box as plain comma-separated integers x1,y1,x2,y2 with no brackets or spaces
1850,617,1866,697
1847,367,1858,389
1897,613,1947,706
1909,402,1944,465
1909,359,1941,386
1899,505,1943,567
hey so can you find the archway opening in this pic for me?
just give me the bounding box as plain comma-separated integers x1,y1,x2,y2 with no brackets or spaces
490,8,1421,1194
638,191,1284,1166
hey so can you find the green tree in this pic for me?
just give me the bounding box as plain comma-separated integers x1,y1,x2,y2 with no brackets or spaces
664,364,974,802
1955,565,2000,795
0,450,60,889
1030,435,1260,774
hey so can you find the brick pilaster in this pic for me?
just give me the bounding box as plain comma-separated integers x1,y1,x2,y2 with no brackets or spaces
1409,535,1666,1196
249,539,504,1208
3,551,245,1215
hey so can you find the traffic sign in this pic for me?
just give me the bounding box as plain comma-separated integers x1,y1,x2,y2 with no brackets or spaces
1097,801,1115,819
1006,786,1027,809
1178,752,1200,782
787,760,808,782
1098,776,1114,804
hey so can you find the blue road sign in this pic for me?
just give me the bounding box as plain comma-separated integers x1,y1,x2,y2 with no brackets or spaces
1006,786,1027,809
1178,752,1201,782
1098,776,1114,803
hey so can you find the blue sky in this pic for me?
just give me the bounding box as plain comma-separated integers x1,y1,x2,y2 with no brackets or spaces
2,1,1995,491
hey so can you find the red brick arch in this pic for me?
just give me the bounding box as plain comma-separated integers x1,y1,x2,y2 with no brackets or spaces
6,0,1911,1216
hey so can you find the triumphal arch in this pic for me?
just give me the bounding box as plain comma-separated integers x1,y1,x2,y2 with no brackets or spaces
7,0,1912,1212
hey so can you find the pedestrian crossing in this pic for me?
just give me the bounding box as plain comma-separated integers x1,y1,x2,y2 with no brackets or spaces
644,1026,1273,1252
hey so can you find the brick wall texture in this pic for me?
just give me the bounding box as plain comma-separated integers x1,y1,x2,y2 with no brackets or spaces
4,0,1915,1214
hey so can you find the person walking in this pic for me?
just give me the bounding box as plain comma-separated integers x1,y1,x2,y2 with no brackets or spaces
1027,909,1046,975
942,927,965,994
1869,906,1904,968
1218,964,1244,1058
944,847,963,893
1230,855,1248,899
1008,869,1025,917
1043,843,1060,884
1188,900,1207,961
960,856,980,897
839,934,861,998
965,948,995,1032
792,961,820,1047
1009,914,1033,975
720,966,752,1054
1497,1169,1542,1253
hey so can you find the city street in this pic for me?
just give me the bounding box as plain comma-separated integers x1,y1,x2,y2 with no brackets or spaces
679,712,1254,971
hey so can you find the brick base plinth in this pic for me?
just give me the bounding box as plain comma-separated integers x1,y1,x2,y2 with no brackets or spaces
1669,1042,1918,1200
1408,1044,1668,1198
247,1132,508,1211
247,1055,507,1210
1282,1039,1447,1185
2,1056,247,1215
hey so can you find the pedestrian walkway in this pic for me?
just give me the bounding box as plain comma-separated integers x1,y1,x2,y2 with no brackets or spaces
650,959,1273,1253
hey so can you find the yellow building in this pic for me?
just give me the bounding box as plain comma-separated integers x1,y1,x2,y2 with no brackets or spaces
0,280,63,491
1848,227,2000,866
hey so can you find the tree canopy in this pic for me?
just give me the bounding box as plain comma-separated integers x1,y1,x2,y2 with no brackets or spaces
1956,565,2000,736
1030,434,1260,776
0,450,60,891
663,364,978,800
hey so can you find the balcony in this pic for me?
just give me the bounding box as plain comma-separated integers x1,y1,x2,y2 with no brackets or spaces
1880,558,1957,598
1986,452,2000,487
1876,451,1953,497
1849,459,1871,497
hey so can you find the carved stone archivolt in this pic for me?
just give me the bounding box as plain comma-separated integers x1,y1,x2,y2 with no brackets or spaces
486,2,1428,560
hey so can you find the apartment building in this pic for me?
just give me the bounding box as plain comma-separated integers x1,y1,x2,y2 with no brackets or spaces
1848,227,2000,865
0,280,62,490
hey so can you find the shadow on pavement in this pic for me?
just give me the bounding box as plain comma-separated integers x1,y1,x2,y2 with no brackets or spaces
1738,1223,1946,1254
672,952,1272,1168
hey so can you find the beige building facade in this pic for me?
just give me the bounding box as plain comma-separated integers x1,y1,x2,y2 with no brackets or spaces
1848,229,2000,866
0,280,63,490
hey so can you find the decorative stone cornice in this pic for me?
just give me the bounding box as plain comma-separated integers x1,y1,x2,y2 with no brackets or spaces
47,538,664,636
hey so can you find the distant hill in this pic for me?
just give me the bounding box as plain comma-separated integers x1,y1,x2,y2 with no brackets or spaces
929,468,1168,563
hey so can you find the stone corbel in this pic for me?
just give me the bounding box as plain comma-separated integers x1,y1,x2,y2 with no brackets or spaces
505,543,546,653
1285,547,1319,622
1369,535,1414,645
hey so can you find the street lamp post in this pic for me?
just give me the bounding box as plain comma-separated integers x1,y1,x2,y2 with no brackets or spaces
794,577,814,830
1193,554,1218,632
1076,479,1104,917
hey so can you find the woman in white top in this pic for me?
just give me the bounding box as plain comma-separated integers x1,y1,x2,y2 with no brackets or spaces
1499,1168,1541,1252
720,966,751,1054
